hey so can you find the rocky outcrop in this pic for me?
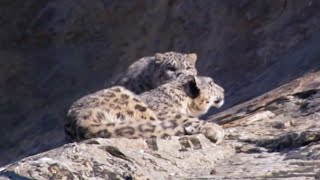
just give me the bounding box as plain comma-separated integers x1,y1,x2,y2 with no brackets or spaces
1,0,320,176
0,135,234,179
1,71,319,179
208,71,320,179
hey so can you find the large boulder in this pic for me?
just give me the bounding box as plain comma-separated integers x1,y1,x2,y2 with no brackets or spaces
208,71,320,179
0,135,234,179
1,71,319,179
1,0,320,172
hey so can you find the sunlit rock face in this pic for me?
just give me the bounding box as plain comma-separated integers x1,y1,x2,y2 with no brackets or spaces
0,0,320,171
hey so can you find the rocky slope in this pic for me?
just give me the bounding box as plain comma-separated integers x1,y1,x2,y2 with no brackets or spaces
0,0,320,175
1,67,319,180
0,135,234,180
209,70,320,179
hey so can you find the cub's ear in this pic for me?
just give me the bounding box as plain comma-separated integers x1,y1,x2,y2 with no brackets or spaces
185,76,200,99
155,53,165,63
187,53,197,64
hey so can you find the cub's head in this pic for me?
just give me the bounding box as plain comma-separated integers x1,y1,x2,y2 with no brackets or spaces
153,52,198,87
183,75,224,117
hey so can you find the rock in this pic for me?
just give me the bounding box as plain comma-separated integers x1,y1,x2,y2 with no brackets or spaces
0,0,320,178
1,71,319,179
0,135,234,179
206,71,320,179
1,1,320,165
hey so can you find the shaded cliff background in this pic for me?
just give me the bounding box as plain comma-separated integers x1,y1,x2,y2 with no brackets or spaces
1,0,320,166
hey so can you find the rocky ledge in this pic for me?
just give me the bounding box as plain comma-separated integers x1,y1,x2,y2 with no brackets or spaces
209,70,320,179
0,72,320,179
0,135,234,180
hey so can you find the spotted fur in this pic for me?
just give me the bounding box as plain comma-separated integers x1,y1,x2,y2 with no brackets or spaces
65,75,225,143
114,52,198,94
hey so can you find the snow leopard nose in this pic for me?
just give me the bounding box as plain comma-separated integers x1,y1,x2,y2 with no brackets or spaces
213,98,224,108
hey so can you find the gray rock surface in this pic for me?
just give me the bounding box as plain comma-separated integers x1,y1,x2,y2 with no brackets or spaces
1,71,319,179
1,0,320,177
208,71,320,179
0,135,234,180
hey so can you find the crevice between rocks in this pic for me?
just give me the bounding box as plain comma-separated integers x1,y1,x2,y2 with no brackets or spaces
243,131,320,152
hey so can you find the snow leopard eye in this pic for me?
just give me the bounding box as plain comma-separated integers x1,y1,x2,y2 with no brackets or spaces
214,97,222,105
167,66,177,71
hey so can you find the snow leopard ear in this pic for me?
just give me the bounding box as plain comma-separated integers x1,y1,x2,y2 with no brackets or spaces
185,76,200,99
155,53,165,63
187,53,197,64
